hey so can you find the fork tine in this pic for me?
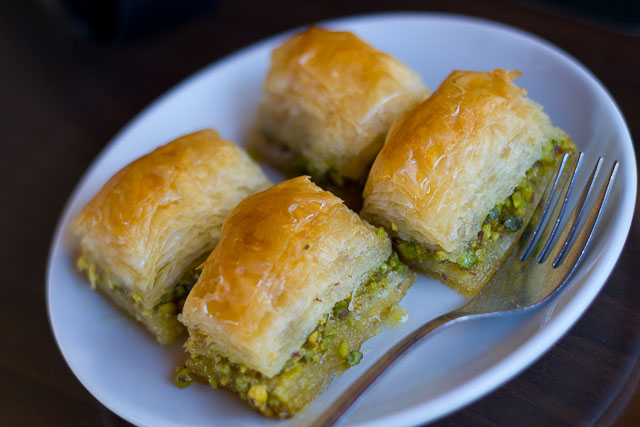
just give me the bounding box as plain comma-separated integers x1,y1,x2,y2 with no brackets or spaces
551,160,618,269
520,152,571,261
545,157,603,267
536,152,584,263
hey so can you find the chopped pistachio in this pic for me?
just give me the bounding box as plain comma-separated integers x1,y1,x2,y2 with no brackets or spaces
541,140,555,161
435,250,449,262
503,215,523,232
216,362,231,376
457,249,478,269
346,351,362,366
235,376,251,393
76,256,89,271
248,384,268,403
157,302,177,315
389,256,398,269
481,223,492,239
175,368,193,388
307,330,319,344
487,206,500,222
87,264,99,289
521,186,533,204
207,376,218,389
333,300,349,317
338,341,350,358
512,191,525,210
318,314,328,325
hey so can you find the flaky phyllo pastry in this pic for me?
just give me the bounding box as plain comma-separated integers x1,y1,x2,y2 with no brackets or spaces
71,129,271,343
362,70,575,296
255,27,430,185
176,176,416,417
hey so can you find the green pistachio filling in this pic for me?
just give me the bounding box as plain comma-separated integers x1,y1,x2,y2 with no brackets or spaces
77,256,200,315
397,138,574,270
150,269,200,316
176,252,412,418
252,132,350,187
76,256,202,343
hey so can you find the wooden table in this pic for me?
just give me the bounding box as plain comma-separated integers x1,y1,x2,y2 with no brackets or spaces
1,1,638,425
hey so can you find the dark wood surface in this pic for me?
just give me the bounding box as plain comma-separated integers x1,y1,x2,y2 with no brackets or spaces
1,1,638,425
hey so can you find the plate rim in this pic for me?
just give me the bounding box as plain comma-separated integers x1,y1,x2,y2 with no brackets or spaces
46,11,637,427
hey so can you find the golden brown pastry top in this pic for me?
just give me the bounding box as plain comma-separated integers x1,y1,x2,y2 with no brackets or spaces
72,129,271,308
182,176,390,377
267,27,417,109
75,131,226,240
259,27,428,182
187,176,344,322
363,70,568,255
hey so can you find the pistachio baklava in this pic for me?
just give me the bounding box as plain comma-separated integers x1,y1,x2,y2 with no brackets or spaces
254,27,429,185
176,176,416,417
362,70,575,296
71,129,271,343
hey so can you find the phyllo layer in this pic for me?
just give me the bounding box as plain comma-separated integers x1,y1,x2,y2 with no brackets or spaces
362,70,575,295
178,176,416,416
256,28,429,185
72,129,271,343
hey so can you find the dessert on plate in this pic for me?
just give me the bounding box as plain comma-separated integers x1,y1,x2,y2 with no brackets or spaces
176,176,416,417
362,69,575,295
72,129,271,343
254,27,429,186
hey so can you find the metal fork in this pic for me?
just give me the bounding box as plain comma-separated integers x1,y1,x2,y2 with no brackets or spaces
312,152,619,427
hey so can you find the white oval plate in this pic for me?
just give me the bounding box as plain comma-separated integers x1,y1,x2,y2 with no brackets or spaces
47,12,636,427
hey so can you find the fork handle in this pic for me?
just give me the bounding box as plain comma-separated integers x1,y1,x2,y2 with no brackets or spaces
311,310,467,427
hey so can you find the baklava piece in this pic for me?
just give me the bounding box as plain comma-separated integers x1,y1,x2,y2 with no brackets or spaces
177,176,416,417
71,129,271,343
255,28,429,185
362,70,575,296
